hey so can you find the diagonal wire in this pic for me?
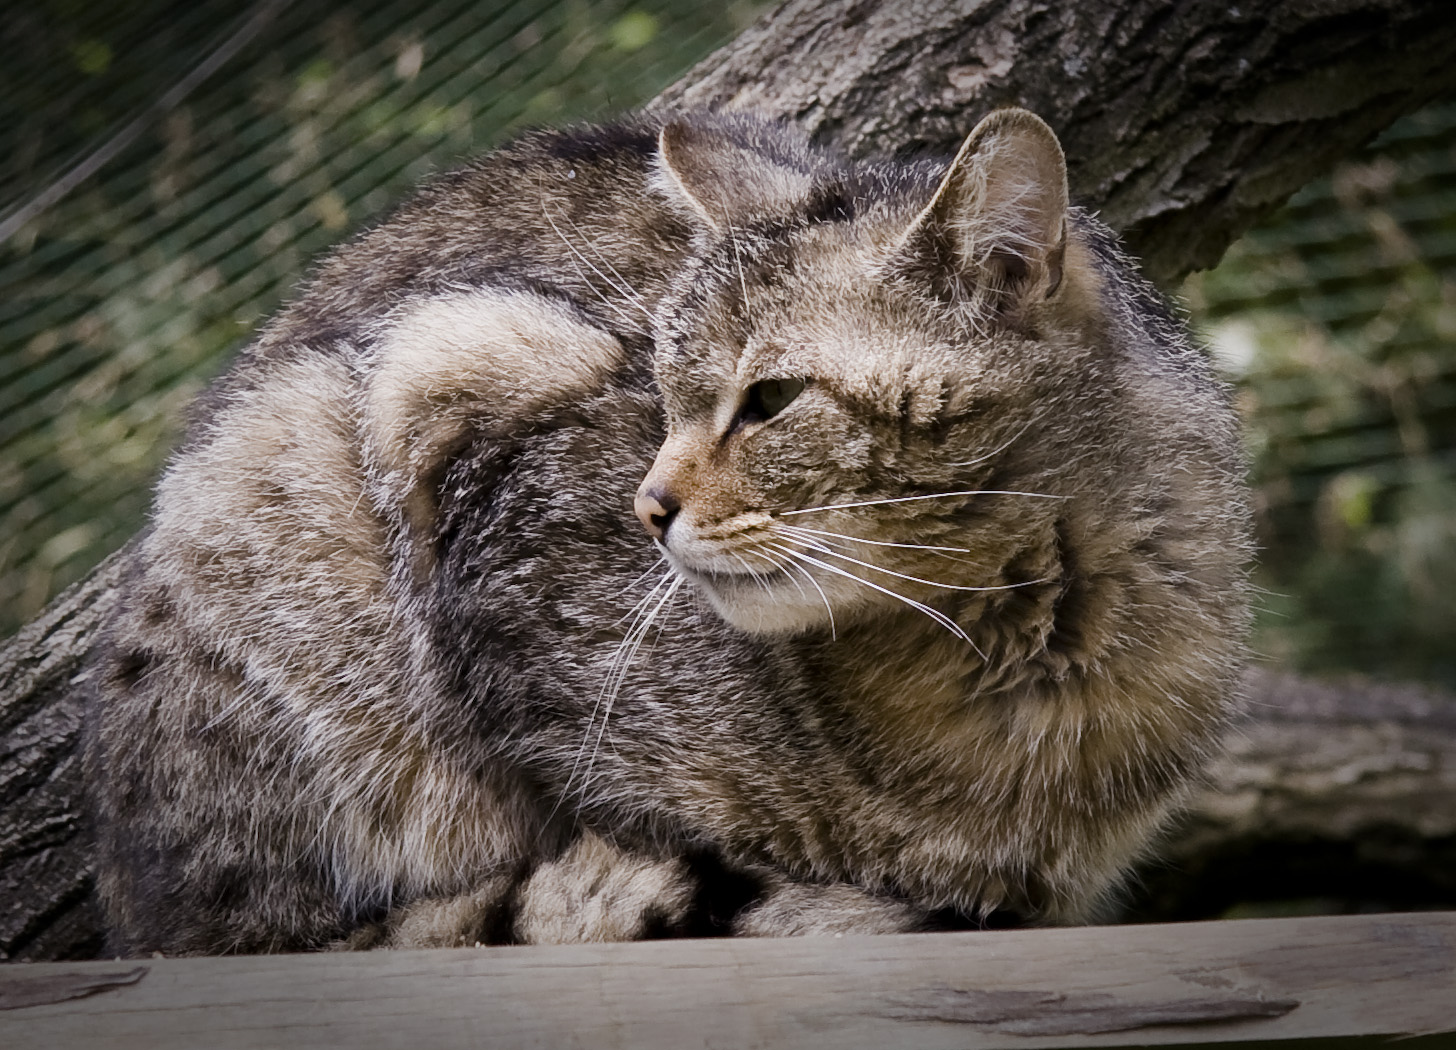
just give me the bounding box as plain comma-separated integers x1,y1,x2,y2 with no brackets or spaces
0,0,287,245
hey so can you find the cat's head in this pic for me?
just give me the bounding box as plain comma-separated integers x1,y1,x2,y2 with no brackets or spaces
638,110,1109,637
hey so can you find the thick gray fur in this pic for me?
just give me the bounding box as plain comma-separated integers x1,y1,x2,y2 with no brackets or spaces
82,111,1250,955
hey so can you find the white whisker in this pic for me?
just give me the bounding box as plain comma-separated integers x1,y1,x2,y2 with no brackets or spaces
768,542,983,658
742,544,806,602
568,574,668,779
588,573,683,777
538,191,651,328
946,415,1042,469
728,551,775,599
557,569,681,813
561,210,655,321
774,527,1045,594
727,220,754,325
779,489,1067,516
608,555,673,627
777,522,978,556
753,541,837,640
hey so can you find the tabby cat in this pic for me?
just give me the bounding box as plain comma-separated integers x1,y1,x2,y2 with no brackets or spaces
82,109,1250,955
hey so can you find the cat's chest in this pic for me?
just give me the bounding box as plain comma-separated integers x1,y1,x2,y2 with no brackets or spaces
610,621,1007,857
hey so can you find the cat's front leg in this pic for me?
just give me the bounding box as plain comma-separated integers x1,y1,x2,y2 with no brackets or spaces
511,832,698,944
730,871,933,937
340,834,702,949
335,875,519,950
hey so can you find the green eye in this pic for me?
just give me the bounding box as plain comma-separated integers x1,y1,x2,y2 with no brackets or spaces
738,377,806,428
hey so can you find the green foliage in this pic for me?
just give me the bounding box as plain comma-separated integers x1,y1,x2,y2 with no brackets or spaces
5,8,1453,692
0,0,766,638
1187,103,1456,688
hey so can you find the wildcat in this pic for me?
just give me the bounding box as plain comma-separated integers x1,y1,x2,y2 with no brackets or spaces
82,108,1250,955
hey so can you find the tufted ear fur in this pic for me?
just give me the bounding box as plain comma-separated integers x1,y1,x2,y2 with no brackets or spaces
655,118,821,230
897,108,1069,309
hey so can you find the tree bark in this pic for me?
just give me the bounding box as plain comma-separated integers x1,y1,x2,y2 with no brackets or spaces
1131,669,1456,921
1,549,128,961
5,0,1456,961
654,0,1456,285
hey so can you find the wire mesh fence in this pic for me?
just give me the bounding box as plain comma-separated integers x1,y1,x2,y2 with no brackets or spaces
3,6,1454,688
1187,101,1456,688
0,0,764,638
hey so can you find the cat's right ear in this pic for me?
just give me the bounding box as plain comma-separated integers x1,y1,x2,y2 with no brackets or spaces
655,119,817,231
894,108,1069,309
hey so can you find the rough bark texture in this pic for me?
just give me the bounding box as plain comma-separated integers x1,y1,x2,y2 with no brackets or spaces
1,549,128,961
1131,669,1456,921
654,0,1456,285
5,0,1456,961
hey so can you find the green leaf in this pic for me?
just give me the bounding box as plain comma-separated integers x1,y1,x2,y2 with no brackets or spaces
71,38,112,76
609,11,659,52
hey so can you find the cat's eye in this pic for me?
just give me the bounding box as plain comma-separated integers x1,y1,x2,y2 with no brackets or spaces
735,377,806,430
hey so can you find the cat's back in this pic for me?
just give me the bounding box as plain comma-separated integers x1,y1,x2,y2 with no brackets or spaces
80,117,697,953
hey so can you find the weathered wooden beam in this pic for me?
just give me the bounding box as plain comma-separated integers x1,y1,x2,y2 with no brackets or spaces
1,912,1451,1048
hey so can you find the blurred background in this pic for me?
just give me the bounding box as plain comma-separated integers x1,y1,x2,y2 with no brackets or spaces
0,0,766,636
2,0,1454,697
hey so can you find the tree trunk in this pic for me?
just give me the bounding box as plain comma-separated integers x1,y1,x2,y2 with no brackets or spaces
1,550,128,961
5,0,1456,961
1132,668,1456,921
654,0,1456,285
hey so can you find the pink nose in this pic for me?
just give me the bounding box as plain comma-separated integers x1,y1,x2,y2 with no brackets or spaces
634,486,680,540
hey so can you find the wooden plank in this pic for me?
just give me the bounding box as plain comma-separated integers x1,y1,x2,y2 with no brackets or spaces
0,913,1451,1049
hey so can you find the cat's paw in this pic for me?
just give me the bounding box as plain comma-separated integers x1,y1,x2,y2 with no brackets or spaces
334,876,516,950
731,874,928,936
513,832,695,944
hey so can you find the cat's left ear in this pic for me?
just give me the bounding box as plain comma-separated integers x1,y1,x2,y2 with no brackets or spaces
897,108,1069,304
655,119,817,231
